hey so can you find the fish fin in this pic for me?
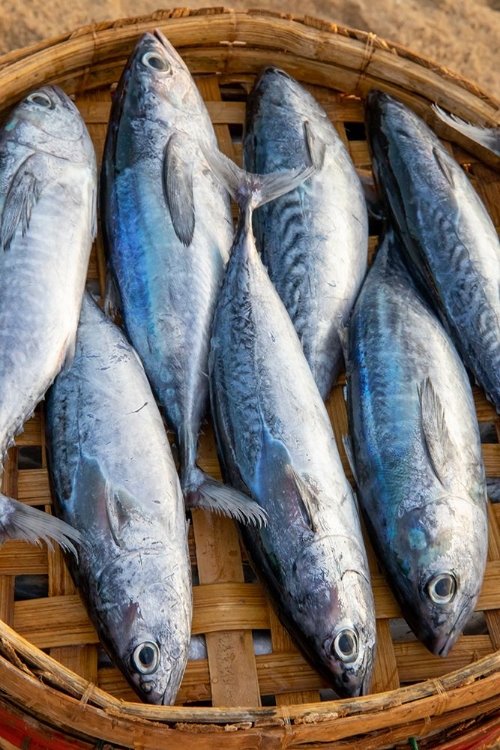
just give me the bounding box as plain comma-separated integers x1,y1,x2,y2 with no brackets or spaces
338,324,349,362
356,167,386,220
184,465,267,527
341,434,359,485
104,271,122,319
104,480,138,547
432,104,500,158
0,157,43,251
61,332,77,372
0,493,81,557
163,132,195,247
431,146,457,188
201,140,315,212
304,120,326,170
419,377,453,488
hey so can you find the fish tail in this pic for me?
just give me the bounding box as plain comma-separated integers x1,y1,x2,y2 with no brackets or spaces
0,493,81,557
200,135,315,214
182,465,267,527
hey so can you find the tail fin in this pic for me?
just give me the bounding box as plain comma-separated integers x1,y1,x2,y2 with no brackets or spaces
201,128,315,212
0,494,81,557
182,465,267,527
432,104,500,158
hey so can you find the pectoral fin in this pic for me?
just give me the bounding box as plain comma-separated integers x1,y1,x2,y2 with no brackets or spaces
163,132,195,247
419,377,453,488
432,147,457,189
0,156,43,251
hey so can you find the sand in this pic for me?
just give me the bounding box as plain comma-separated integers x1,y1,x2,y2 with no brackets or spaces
1,0,499,102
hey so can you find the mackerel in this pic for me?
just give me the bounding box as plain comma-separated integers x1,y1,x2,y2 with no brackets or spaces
0,85,96,552
206,147,376,697
347,227,488,655
46,293,191,704
244,68,368,399
101,30,263,524
366,90,500,411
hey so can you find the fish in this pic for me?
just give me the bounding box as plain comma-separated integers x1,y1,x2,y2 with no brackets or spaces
243,67,368,400
101,30,263,525
346,226,488,656
46,292,192,705
204,145,376,698
0,84,97,553
365,90,500,412
433,104,500,158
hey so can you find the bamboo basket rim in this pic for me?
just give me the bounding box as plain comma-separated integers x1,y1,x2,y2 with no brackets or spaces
0,8,500,748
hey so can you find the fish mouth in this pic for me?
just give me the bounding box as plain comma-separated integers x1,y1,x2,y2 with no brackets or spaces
426,598,474,657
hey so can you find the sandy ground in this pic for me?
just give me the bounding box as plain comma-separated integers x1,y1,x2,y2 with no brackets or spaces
1,0,500,102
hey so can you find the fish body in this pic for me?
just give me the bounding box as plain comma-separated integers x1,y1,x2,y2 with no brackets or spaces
101,31,239,512
207,150,376,697
0,85,96,551
244,67,368,399
46,293,192,705
366,90,500,411
347,227,488,656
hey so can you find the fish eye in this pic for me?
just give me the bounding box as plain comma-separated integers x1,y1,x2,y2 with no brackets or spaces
427,573,457,605
26,92,53,108
132,641,160,674
141,51,171,72
332,628,358,663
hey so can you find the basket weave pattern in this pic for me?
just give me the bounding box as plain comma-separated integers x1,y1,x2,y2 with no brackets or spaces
0,8,500,749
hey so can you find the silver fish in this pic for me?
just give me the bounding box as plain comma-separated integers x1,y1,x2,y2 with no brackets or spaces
101,31,263,524
46,293,192,705
243,67,368,400
0,85,96,553
347,227,488,656
205,147,376,698
366,90,500,412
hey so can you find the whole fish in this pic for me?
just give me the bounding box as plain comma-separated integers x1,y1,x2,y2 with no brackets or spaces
205,147,376,697
46,293,192,705
101,30,262,524
346,226,488,656
0,84,97,553
366,90,500,412
244,67,368,400
433,105,500,158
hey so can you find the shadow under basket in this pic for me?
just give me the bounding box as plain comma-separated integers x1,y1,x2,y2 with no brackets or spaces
1,8,500,749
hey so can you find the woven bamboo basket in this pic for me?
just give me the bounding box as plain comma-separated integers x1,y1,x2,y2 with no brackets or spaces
1,8,500,749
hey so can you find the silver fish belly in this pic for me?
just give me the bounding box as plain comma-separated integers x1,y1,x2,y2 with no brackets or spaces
366,90,500,412
101,30,243,516
244,67,368,399
206,150,376,698
347,227,488,656
46,293,192,705
0,85,96,552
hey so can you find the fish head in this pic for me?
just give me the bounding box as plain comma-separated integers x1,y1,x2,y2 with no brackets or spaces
7,85,94,162
290,535,376,697
394,495,487,656
99,571,191,705
116,30,205,123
